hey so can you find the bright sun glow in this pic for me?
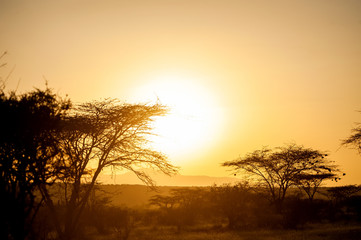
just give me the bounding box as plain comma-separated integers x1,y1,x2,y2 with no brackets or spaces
129,73,223,164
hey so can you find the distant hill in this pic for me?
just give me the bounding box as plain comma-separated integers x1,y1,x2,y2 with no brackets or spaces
92,170,242,208
96,184,211,208
94,185,342,209
97,170,241,187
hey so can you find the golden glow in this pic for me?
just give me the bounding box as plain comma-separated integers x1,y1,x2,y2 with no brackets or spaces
2,1,361,183
130,73,223,165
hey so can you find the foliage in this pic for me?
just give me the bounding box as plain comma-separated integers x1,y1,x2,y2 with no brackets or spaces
295,173,340,201
38,99,177,239
326,185,361,202
342,120,361,155
149,187,208,230
0,87,70,240
222,144,339,207
84,189,135,240
210,182,257,229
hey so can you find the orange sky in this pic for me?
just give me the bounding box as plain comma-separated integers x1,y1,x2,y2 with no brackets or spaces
1,0,361,185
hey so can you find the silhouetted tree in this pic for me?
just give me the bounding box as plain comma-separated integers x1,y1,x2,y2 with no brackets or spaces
149,188,207,230
222,144,339,209
169,188,206,229
149,194,177,209
0,87,70,240
327,185,361,203
342,118,361,155
39,100,177,240
325,185,361,222
210,182,256,229
295,172,339,201
82,186,134,240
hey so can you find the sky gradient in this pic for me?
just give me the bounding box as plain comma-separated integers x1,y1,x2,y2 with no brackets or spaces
1,0,361,185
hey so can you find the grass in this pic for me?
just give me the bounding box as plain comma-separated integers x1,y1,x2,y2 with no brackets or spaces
93,223,361,240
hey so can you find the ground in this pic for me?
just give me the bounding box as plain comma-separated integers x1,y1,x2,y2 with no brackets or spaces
93,223,361,240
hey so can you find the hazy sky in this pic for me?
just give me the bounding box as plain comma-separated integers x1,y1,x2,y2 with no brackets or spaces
1,0,361,185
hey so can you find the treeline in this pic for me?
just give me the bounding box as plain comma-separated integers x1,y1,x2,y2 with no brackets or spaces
44,183,361,239
145,183,361,231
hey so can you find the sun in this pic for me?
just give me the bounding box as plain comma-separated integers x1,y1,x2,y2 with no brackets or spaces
129,73,223,165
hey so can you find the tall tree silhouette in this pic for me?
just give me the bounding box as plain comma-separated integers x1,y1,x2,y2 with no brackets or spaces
39,100,177,240
0,87,70,240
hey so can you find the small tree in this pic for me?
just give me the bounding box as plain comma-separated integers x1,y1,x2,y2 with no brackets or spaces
149,188,207,230
210,182,255,229
295,173,339,201
39,100,177,239
149,194,177,209
222,144,339,209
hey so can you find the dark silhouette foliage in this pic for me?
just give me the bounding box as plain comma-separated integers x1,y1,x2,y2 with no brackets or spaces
0,87,70,240
210,182,257,229
149,187,208,230
326,185,361,203
295,172,339,201
342,117,361,155
38,99,177,239
222,144,340,208
0,77,177,239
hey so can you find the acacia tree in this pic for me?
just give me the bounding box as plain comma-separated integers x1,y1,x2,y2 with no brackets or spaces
0,87,70,240
39,100,177,240
222,144,339,208
342,120,361,155
295,172,339,201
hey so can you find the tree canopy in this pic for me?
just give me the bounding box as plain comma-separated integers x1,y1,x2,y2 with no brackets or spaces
38,99,178,239
342,121,361,155
0,87,70,240
0,82,177,239
222,144,339,206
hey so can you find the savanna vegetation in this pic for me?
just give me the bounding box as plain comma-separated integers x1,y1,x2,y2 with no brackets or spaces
0,83,176,240
1,63,361,239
